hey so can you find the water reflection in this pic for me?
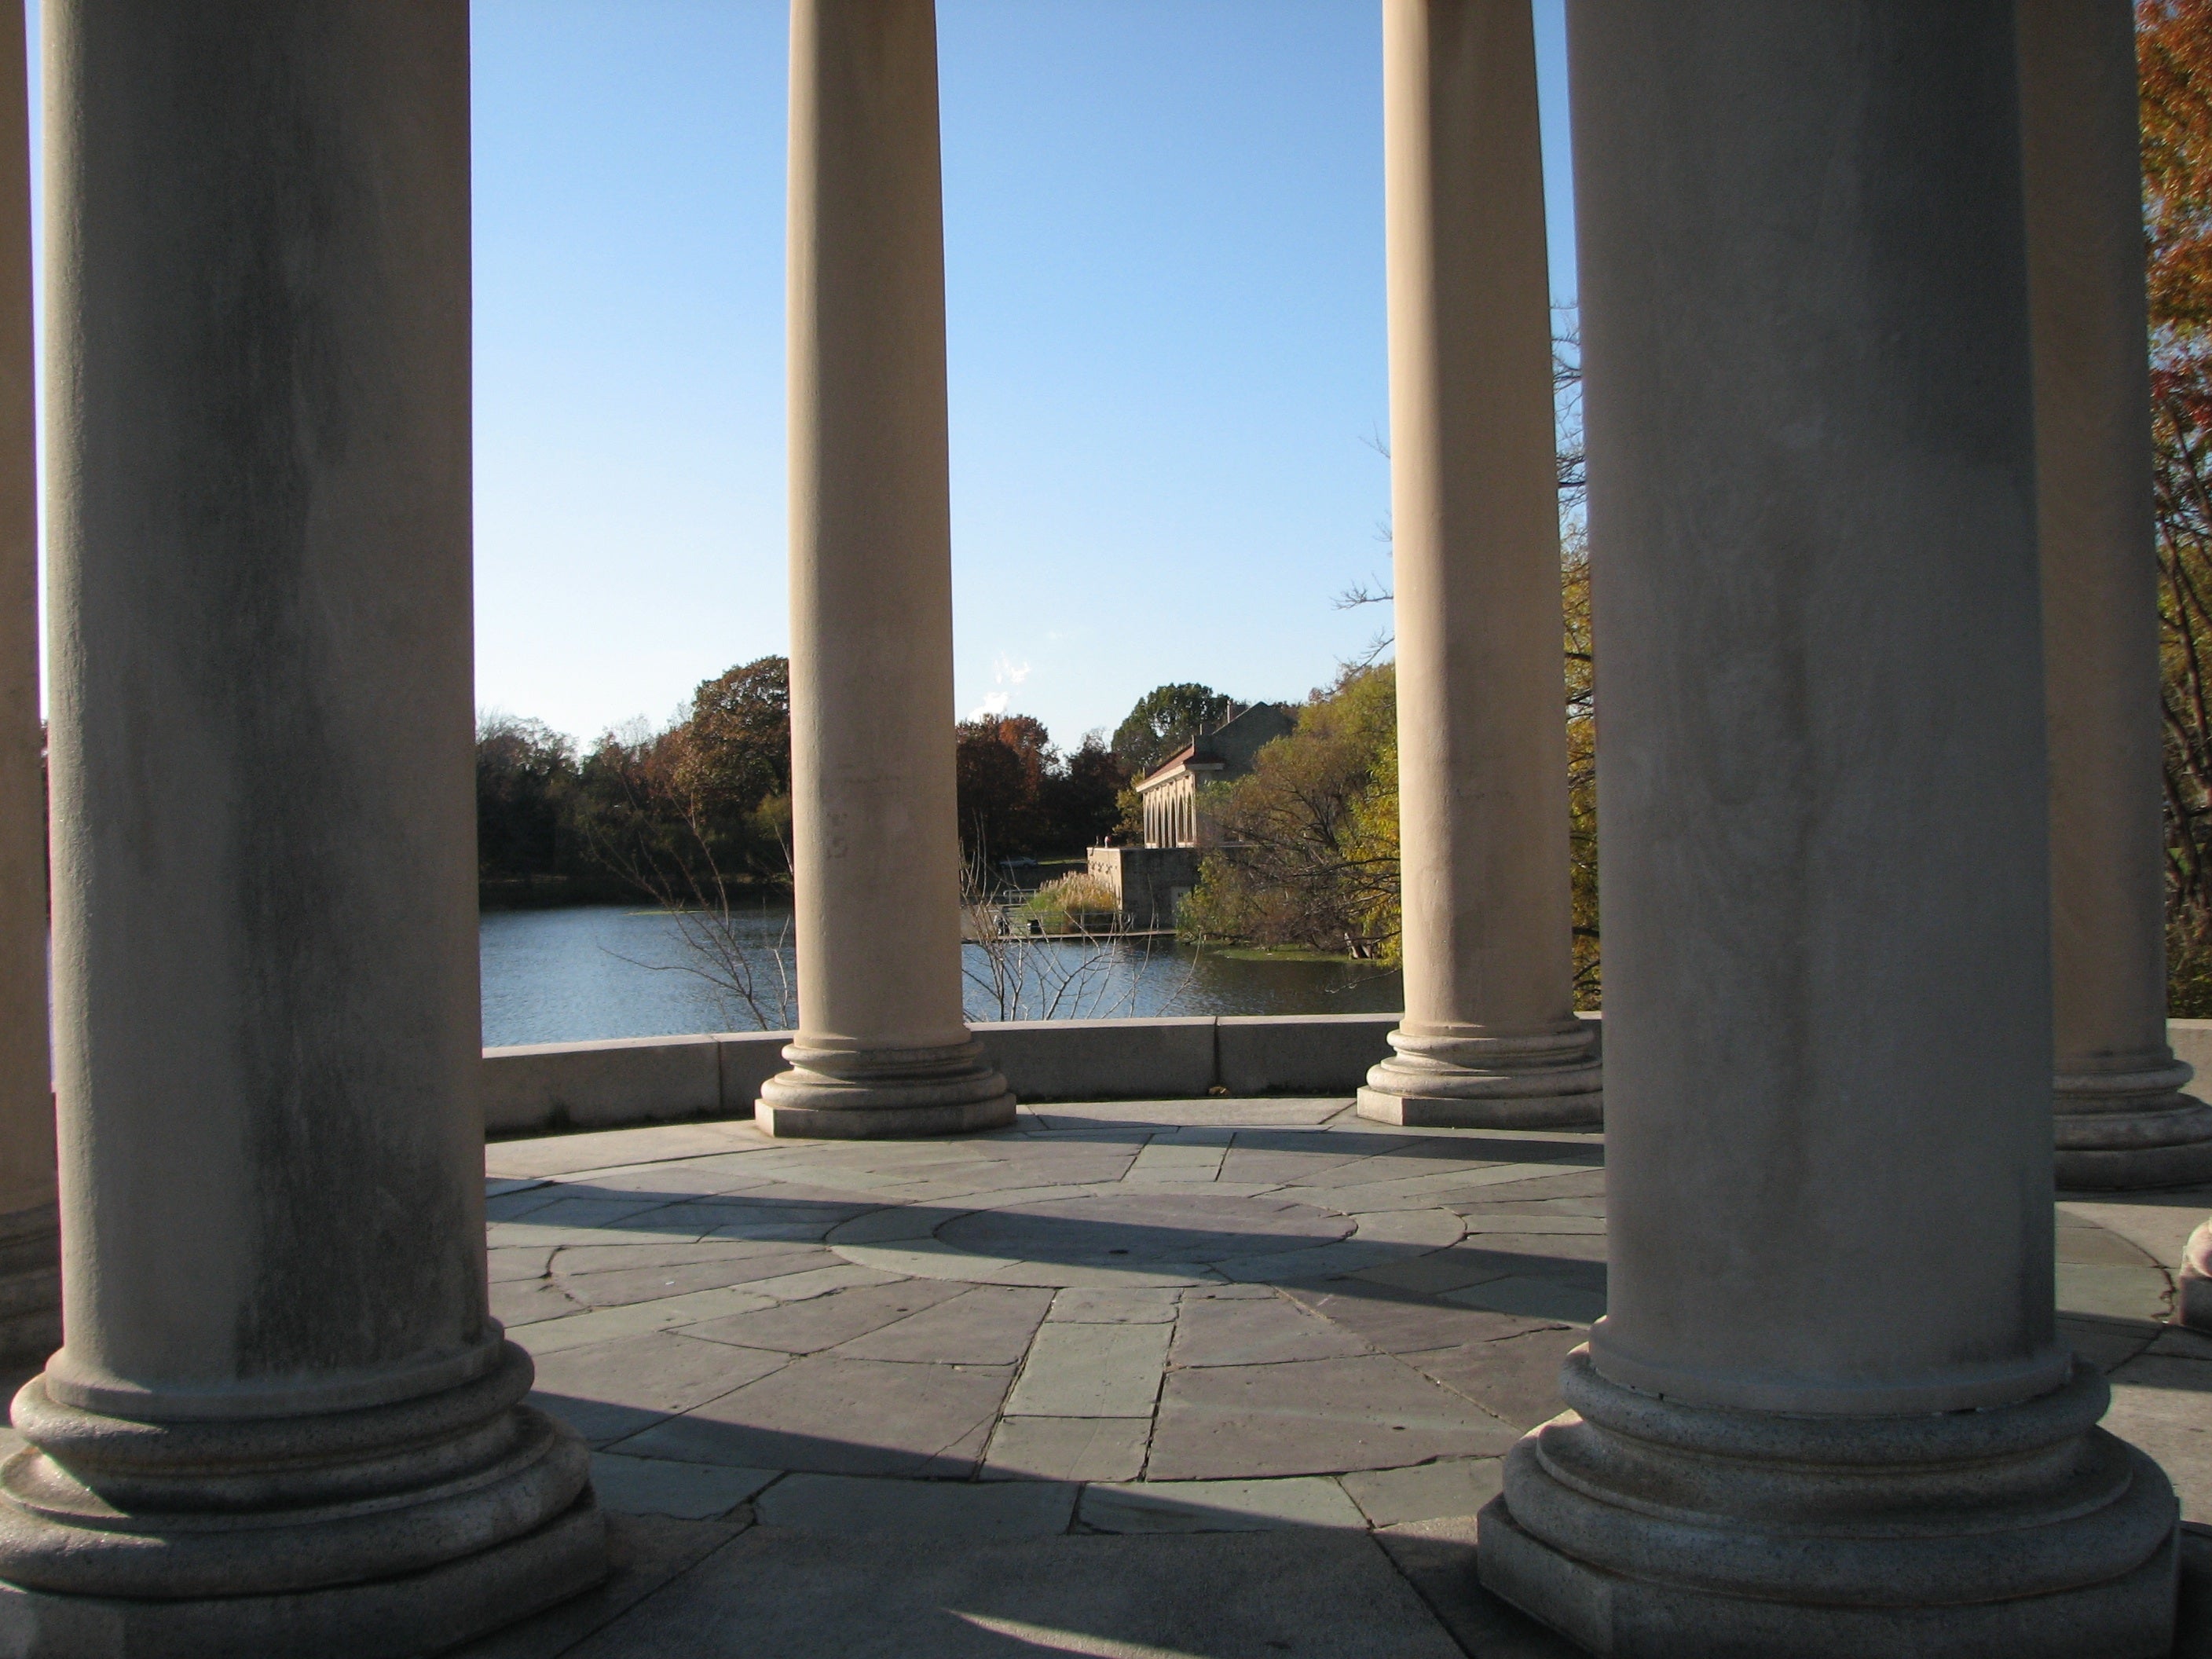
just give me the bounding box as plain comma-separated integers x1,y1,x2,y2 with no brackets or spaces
480,903,1402,1049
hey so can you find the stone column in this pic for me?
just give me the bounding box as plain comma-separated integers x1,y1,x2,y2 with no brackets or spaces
759,0,1013,1138
0,1,54,1368
1357,0,1599,1130
1478,6,2179,1654
2020,0,2212,1190
0,6,604,1653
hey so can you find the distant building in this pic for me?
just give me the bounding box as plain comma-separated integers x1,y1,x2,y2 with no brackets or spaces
1090,703,1297,927
1134,702,1298,849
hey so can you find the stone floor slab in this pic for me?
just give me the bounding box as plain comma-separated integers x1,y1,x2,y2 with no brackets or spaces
1005,1320,1171,1419
980,1415,1151,1483
515,1285,782,1357
1168,1290,1374,1367
1284,1283,1566,1354
1147,1353,1520,1480
1341,1457,1505,1527
1442,1274,1606,1325
549,1242,838,1308
555,1524,1463,1659
756,1472,1077,1538
615,1355,1015,1478
677,1277,967,1354
588,1453,778,1519
529,1328,789,1445
2058,1261,2175,1323
1374,1514,1587,1659
1400,1325,1588,1431
1079,1476,1368,1534
1046,1286,1181,1323
828,1284,1054,1364
447,1512,747,1659
491,1278,584,1328
2103,1353,2212,1525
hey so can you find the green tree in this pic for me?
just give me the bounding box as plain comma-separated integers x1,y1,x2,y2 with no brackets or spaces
1111,683,1237,779
475,714,580,882
1181,665,1400,956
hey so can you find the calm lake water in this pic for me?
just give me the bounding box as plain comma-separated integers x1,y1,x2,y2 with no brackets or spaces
479,903,1403,1048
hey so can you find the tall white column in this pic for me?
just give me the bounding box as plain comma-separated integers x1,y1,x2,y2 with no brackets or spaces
1478,6,2178,1652
0,0,54,1366
759,0,1013,1138
2020,0,2212,1189
1358,0,1599,1129
0,7,603,1652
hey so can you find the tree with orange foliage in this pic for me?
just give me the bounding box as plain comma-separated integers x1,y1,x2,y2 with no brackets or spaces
2143,1,2212,1007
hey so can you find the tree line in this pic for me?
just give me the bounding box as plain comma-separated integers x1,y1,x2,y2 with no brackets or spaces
477,664,1286,904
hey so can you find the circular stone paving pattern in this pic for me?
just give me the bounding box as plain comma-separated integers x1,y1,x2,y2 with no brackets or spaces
936,1192,1353,1269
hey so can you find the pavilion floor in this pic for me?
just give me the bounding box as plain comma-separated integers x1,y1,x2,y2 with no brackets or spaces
49,1098,2210,1657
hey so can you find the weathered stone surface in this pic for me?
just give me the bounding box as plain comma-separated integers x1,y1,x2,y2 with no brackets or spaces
1046,1287,1180,1323
1284,1284,1563,1353
1374,1515,1583,1659
980,1416,1149,1483
588,1455,775,1520
2104,1354,2212,1523
755,1472,1075,1537
1168,1291,1373,1367
447,1513,745,1659
529,1331,786,1445
1079,1477,1367,1533
1148,1354,1519,1479
1400,1326,1588,1430
1342,1458,1504,1528
1005,1321,1170,1419
677,1279,967,1354
831,1285,1052,1364
553,1526,1464,1659
617,1357,1014,1478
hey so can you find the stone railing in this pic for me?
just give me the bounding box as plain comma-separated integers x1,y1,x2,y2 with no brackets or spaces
482,1013,1609,1137
484,1015,2212,1140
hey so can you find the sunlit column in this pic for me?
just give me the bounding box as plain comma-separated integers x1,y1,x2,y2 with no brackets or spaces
0,1,54,1368
760,0,1013,1137
0,5,605,1649
1357,0,1600,1129
2020,0,2212,1188
1479,6,2178,1652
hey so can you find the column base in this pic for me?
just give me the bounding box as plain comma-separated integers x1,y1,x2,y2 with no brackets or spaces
1356,1020,1601,1128
756,1036,1015,1138
2052,1057,2212,1189
0,1492,604,1659
1477,1348,2177,1659
0,1203,59,1368
0,1339,605,1653
2181,1217,2212,1331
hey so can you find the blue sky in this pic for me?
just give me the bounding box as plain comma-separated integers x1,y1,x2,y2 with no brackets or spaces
38,1,1580,749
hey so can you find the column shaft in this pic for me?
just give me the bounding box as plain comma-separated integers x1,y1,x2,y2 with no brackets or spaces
0,0,54,1364
0,6,602,1652
759,0,1012,1137
1357,0,1599,1130
1478,5,2177,1652
2020,0,2212,1188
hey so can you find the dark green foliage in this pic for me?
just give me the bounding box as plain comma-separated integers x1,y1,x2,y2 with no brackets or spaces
1110,683,1237,780
958,717,1129,858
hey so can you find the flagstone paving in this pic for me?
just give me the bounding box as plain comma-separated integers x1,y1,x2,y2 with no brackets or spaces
462,1098,2212,1657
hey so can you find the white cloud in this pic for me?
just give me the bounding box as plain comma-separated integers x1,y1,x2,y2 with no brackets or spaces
967,690,1011,720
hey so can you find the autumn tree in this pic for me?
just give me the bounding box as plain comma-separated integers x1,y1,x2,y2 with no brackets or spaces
1181,665,1401,956
2143,2,2212,1008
